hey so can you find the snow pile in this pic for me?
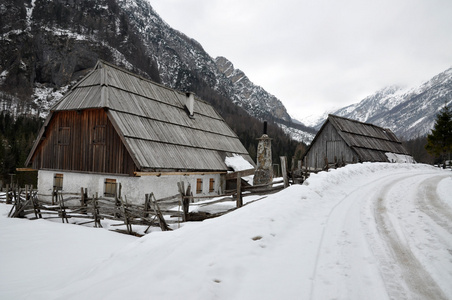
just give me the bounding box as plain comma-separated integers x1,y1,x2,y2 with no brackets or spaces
224,154,254,172
385,152,416,163
1,163,451,299
437,176,452,207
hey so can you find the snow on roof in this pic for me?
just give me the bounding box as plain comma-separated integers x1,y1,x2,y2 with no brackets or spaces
225,154,254,172
385,152,416,163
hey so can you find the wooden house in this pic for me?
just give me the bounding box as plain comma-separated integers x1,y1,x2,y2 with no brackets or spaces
25,60,255,204
303,114,413,170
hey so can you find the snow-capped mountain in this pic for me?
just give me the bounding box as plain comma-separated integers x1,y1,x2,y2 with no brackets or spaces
307,67,452,140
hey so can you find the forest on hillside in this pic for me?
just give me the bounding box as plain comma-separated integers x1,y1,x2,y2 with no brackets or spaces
0,112,43,185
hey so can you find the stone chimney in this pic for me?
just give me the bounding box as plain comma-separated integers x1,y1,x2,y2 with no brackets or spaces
253,121,273,185
185,92,195,117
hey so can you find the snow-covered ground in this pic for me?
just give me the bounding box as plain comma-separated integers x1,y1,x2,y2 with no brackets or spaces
1,163,451,300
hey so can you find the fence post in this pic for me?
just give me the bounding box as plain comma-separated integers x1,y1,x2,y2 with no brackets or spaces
52,187,57,205
280,156,289,188
6,184,11,204
121,195,132,234
144,193,150,218
177,182,189,222
115,184,121,218
31,186,42,219
57,190,68,223
92,192,102,228
149,193,171,232
183,184,191,221
236,172,242,208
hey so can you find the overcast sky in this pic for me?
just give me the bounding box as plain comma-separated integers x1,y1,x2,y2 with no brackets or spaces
150,0,452,121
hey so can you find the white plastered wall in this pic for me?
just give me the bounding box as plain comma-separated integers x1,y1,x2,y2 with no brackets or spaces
37,170,224,205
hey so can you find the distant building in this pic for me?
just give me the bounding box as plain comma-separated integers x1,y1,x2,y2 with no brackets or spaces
303,114,413,170
25,60,254,204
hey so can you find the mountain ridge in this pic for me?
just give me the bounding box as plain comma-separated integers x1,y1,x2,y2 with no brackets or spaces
0,0,304,171
0,0,306,138
303,66,452,140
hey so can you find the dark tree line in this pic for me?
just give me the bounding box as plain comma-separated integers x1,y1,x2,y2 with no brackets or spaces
402,136,434,164
402,104,452,166
0,112,43,179
425,104,452,166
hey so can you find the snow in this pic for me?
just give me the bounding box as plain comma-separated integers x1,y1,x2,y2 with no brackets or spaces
437,176,452,207
0,70,8,85
224,154,254,172
42,27,89,41
278,123,316,144
298,111,332,128
385,152,416,163
25,0,36,30
1,163,451,299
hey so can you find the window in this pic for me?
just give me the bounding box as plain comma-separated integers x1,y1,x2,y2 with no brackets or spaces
93,125,106,144
196,178,203,194
104,178,117,197
53,173,63,190
58,127,70,145
209,178,215,193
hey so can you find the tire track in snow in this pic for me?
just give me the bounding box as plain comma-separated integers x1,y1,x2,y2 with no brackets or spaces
308,172,410,300
417,176,452,235
308,170,451,300
373,173,449,300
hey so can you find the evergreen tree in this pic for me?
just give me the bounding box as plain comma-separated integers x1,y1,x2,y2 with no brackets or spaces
425,104,452,167
0,112,43,178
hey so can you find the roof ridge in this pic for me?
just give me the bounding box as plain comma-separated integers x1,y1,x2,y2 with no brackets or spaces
328,114,391,132
96,60,196,99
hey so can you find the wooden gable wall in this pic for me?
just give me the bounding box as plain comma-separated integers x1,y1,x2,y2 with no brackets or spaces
30,109,137,175
305,122,358,170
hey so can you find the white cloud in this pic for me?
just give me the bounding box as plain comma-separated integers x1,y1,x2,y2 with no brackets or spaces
150,0,452,120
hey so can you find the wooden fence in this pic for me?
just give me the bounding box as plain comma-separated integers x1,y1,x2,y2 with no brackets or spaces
0,170,289,235
0,184,174,235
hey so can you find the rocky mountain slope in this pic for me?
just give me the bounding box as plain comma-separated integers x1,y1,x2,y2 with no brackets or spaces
0,0,300,132
214,56,291,121
0,0,310,173
307,67,452,140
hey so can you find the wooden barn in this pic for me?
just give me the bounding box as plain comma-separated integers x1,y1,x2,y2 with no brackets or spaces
25,60,255,204
302,114,413,171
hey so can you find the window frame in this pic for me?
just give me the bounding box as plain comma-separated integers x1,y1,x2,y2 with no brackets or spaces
53,173,63,190
196,178,203,194
58,127,71,145
104,178,117,197
209,178,215,193
93,125,106,145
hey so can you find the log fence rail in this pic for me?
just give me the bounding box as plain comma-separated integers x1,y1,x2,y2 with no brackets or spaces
0,157,301,235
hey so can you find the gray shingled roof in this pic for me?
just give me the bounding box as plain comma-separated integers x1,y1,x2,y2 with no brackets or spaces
327,114,410,162
49,60,254,171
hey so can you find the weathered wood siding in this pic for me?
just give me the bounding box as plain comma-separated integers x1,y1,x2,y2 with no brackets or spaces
305,122,357,169
31,109,137,175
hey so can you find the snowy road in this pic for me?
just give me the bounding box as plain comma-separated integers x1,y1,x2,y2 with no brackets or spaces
309,170,452,300
1,163,451,300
